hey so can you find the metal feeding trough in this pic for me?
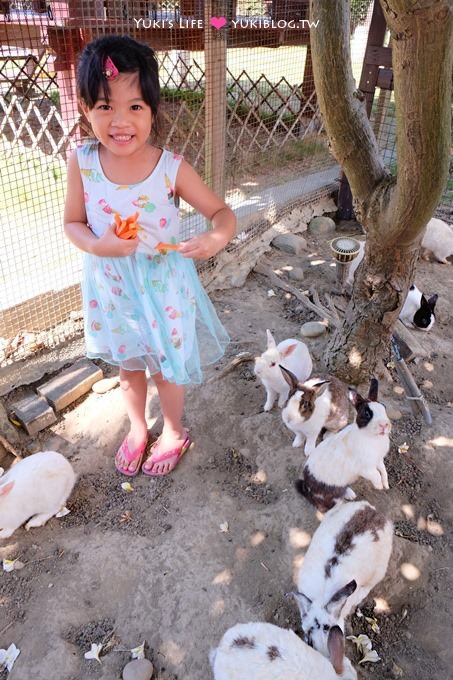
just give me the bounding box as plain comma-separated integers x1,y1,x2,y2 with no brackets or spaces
329,236,361,286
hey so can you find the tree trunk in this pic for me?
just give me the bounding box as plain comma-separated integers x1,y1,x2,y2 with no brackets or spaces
310,0,453,382
324,240,419,383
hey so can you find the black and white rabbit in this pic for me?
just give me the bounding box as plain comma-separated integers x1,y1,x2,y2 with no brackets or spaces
399,284,438,331
280,367,351,456
0,451,76,539
210,621,357,679
290,500,393,662
254,329,313,411
296,379,391,513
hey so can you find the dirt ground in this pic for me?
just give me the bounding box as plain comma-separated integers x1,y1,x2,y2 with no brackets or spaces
0,220,452,680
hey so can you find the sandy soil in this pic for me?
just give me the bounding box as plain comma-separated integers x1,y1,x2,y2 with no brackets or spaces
0,221,452,680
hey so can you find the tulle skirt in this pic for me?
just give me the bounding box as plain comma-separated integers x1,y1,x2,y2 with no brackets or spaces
82,251,229,385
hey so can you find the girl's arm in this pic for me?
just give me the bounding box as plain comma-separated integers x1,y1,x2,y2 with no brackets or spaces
175,160,236,259
64,151,137,257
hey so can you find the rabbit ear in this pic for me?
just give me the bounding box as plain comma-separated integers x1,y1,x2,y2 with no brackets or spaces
0,480,15,496
279,365,299,389
348,388,365,409
427,293,438,310
288,591,312,616
327,625,345,675
311,380,330,397
281,342,299,359
368,378,379,401
325,580,357,618
266,329,276,349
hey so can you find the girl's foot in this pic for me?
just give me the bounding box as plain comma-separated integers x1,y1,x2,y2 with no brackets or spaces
142,431,191,476
115,428,148,476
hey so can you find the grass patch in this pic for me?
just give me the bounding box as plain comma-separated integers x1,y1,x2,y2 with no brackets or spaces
0,145,67,214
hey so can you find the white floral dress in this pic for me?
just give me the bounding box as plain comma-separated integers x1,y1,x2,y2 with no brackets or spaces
77,141,229,384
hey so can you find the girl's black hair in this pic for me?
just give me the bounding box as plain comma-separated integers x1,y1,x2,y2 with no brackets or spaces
77,35,160,136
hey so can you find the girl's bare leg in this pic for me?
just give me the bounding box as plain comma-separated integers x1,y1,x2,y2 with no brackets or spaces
142,372,187,474
115,368,148,472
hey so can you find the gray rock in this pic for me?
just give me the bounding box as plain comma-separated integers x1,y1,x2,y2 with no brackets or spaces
122,659,153,680
300,321,327,338
307,216,336,234
288,267,304,281
272,233,307,255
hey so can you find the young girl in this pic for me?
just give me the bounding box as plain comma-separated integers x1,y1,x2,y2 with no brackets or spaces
64,35,236,477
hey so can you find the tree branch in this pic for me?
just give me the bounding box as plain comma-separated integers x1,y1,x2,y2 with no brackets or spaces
310,0,387,207
381,0,453,243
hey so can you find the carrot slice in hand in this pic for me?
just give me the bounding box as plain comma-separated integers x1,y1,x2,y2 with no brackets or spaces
114,212,140,240
156,242,179,252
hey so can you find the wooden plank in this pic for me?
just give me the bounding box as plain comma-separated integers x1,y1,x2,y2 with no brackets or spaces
376,67,393,90
364,45,392,68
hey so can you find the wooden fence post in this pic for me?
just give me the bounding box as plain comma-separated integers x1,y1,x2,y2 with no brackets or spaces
204,0,228,200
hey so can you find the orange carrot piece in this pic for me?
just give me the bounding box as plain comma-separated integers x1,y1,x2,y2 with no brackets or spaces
119,228,137,240
113,213,122,228
156,241,179,252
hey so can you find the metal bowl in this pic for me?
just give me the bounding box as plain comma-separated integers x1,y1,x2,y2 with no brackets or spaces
329,236,361,263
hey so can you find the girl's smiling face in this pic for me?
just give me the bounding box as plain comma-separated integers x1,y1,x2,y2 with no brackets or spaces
83,72,153,157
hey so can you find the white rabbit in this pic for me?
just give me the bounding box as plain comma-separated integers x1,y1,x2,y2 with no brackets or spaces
296,379,390,512
281,367,351,455
345,240,365,287
290,501,393,662
399,284,438,331
421,217,453,263
254,329,312,411
0,451,76,539
210,621,357,679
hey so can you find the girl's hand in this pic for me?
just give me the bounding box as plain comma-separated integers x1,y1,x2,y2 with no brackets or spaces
92,223,139,257
178,229,230,260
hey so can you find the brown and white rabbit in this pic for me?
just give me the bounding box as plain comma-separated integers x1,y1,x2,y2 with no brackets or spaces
210,621,357,679
0,451,76,539
290,500,393,662
421,217,453,263
280,367,350,456
254,329,313,411
296,379,390,513
399,284,438,331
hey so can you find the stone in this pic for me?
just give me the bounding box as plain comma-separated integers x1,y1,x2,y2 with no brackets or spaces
92,375,120,394
11,394,57,435
300,321,327,338
122,658,154,680
386,407,403,420
288,267,304,281
37,359,103,411
307,216,336,234
272,233,307,255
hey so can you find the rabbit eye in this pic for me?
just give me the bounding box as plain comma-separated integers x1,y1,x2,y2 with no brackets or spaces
270,361,276,367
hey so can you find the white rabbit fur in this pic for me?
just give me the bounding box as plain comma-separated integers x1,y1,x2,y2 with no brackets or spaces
254,329,313,411
296,379,391,512
399,284,438,331
281,368,351,456
345,240,365,287
292,500,393,661
421,217,453,263
0,451,76,539
210,621,357,680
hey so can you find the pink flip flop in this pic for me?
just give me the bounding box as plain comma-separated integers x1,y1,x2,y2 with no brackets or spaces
115,437,147,477
142,435,191,477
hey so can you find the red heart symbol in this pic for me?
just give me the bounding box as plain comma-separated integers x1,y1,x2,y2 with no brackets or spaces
210,16,227,29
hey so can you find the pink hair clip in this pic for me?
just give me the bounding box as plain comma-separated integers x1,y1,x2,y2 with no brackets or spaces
103,56,119,80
